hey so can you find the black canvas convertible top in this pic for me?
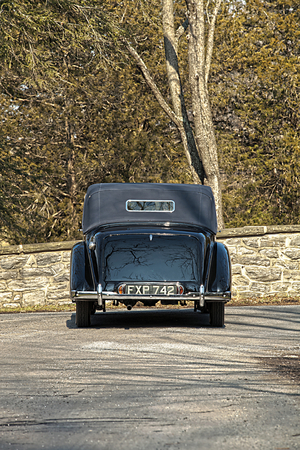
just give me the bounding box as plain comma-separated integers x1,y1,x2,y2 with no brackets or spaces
82,183,218,234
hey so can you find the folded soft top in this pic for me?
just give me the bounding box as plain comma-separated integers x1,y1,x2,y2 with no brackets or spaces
82,183,217,234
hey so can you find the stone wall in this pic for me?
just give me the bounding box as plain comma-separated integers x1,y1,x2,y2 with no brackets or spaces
0,242,77,308
218,225,300,299
0,225,300,308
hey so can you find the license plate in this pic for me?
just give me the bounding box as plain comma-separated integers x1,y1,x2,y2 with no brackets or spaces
125,284,178,295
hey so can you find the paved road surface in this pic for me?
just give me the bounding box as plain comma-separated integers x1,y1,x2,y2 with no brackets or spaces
0,306,299,450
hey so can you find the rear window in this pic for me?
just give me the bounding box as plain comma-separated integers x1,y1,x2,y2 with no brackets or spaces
126,200,175,212
102,234,200,282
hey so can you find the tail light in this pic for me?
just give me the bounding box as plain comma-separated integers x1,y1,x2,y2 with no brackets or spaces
118,284,126,294
177,284,184,295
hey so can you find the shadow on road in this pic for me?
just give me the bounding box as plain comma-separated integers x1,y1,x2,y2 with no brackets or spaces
66,308,211,330
66,305,300,332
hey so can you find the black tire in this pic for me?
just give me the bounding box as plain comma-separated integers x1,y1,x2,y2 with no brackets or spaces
90,303,96,315
76,301,92,328
208,301,225,327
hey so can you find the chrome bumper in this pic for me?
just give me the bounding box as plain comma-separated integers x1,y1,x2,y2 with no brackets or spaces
71,287,231,307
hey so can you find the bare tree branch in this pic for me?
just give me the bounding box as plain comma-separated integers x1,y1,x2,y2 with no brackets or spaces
124,40,182,129
205,0,222,85
175,18,189,44
125,38,204,184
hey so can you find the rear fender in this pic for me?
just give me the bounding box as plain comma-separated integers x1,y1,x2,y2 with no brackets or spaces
207,242,231,293
70,241,94,293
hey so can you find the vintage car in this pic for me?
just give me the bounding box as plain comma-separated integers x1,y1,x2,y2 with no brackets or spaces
70,183,231,328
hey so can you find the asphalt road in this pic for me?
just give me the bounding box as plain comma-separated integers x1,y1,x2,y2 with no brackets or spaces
0,306,299,450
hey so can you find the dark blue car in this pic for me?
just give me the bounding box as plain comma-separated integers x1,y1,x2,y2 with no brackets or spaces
70,183,231,327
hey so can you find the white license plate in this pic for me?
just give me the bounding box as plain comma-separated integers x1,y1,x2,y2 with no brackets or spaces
125,284,177,295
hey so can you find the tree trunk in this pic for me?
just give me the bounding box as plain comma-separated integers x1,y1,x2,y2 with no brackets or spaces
185,0,224,228
126,0,224,228
162,0,204,184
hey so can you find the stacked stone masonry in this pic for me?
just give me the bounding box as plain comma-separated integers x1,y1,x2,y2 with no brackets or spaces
0,226,300,308
0,242,76,309
219,226,300,299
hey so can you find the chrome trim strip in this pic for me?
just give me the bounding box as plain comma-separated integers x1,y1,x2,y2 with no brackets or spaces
71,291,98,300
97,283,103,306
200,284,204,307
204,292,231,301
126,200,175,212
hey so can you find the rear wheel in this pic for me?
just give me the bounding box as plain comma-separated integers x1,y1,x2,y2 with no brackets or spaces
76,301,92,328
208,302,225,327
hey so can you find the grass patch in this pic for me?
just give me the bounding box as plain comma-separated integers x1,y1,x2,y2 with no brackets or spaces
0,296,299,314
0,303,76,314
229,296,300,306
